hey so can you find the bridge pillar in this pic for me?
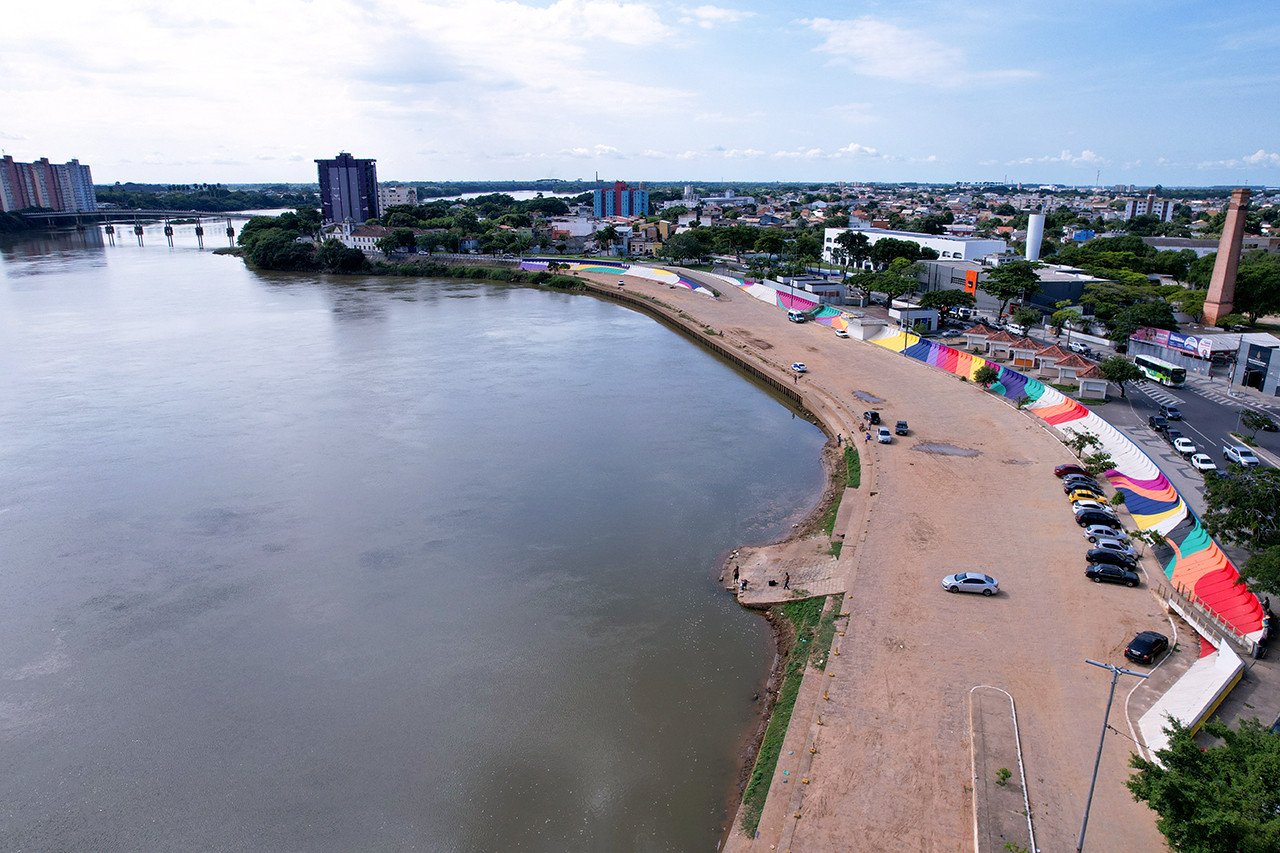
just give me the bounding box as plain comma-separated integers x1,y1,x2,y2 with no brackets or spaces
163,221,175,247
134,222,144,246
225,217,235,247
195,220,205,250
105,224,115,246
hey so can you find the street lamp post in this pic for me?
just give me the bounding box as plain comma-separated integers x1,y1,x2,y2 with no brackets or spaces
1076,659,1148,852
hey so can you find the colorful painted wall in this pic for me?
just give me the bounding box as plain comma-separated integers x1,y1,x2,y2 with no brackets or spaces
717,273,1265,642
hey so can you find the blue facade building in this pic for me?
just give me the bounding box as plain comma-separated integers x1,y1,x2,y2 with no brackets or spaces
593,181,648,218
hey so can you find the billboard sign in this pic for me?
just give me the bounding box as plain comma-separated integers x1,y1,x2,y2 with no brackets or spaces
1129,327,1212,359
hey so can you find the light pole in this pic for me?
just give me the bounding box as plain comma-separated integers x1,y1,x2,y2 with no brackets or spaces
1076,659,1148,852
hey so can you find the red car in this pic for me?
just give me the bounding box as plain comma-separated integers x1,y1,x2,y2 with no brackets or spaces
1055,464,1088,478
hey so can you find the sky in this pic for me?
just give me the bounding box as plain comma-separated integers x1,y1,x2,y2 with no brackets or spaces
2,0,1278,186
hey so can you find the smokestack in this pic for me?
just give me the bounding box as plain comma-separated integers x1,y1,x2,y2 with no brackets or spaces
1025,212,1045,261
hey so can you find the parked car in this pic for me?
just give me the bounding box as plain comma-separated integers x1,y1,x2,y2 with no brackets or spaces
1086,564,1141,587
1164,428,1184,446
877,426,892,444
1190,453,1218,473
1083,524,1126,543
1068,488,1106,503
1148,415,1169,431
1159,404,1183,420
895,420,909,436
1055,464,1089,478
1223,444,1260,467
1077,509,1121,527
1086,547,1138,569
1069,341,1091,355
1124,630,1169,664
863,410,881,425
1063,477,1102,494
1072,500,1114,515
1173,436,1197,456
1092,537,1137,558
941,572,999,595
835,328,850,338
1006,322,1028,336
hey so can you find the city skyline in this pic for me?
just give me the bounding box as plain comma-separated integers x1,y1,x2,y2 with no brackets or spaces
2,1,1277,185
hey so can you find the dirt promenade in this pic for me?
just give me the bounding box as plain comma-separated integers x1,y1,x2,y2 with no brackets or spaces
577,269,1170,851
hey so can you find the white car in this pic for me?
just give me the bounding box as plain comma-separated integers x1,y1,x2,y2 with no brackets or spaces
1190,453,1218,473
942,572,999,596
1093,537,1138,558
1172,436,1196,456
1072,499,1115,516
791,362,808,373
835,328,850,338
877,426,893,444
1223,444,1260,467
1083,524,1127,543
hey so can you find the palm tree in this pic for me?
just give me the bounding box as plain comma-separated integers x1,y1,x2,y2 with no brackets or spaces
595,224,619,256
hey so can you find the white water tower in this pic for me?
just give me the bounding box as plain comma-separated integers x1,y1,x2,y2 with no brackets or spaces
1025,212,1045,261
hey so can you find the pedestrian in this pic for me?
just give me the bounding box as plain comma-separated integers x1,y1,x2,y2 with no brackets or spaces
837,433,843,447
865,431,871,443
732,565,739,582
783,572,790,590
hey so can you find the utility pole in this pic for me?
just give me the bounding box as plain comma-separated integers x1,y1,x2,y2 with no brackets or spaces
1076,659,1148,852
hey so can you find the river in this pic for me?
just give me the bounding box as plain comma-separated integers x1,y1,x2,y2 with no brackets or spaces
0,223,824,851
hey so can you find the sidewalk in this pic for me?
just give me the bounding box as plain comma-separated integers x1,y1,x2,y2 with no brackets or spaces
1181,370,1280,413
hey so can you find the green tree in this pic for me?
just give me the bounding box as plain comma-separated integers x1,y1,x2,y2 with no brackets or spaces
835,229,871,270
981,261,1042,320
917,289,975,312
1188,252,1218,287
1098,356,1143,399
1215,312,1250,329
875,258,922,302
754,230,786,259
661,231,709,263
1234,251,1280,323
1241,409,1277,440
1242,544,1280,597
1203,466,1280,550
1108,300,1178,343
717,224,757,261
1011,305,1040,329
315,238,366,273
1128,718,1280,853
594,224,619,254
974,364,1000,387
870,237,923,267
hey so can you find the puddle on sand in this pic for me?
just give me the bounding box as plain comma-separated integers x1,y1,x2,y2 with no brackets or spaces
913,442,980,457
852,390,884,403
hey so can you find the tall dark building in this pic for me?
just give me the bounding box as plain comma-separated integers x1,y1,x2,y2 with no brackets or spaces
315,152,379,223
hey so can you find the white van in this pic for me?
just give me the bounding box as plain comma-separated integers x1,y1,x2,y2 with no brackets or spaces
787,310,807,323
1006,322,1028,336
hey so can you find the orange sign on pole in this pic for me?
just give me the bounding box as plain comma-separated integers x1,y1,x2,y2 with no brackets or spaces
964,269,979,295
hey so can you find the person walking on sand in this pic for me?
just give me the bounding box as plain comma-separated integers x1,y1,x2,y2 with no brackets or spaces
732,565,739,583
783,572,790,590
865,431,871,443
837,433,843,447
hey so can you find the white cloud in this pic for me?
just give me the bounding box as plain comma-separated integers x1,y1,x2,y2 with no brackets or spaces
800,16,1035,87
832,142,880,158
1007,149,1106,167
1244,148,1280,166
680,5,755,29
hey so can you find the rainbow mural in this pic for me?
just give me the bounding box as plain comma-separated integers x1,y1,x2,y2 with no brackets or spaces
716,274,1265,642
520,258,717,296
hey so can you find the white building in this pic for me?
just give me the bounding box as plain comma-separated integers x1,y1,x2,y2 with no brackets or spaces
377,185,418,209
822,226,1008,265
1123,193,1175,222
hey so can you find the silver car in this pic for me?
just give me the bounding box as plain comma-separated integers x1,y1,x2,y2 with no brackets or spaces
1083,524,1126,544
942,572,999,596
877,426,892,444
1092,536,1137,558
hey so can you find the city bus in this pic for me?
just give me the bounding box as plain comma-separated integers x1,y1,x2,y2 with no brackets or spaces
1134,354,1187,387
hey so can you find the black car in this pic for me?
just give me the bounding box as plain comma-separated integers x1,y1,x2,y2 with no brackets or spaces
1148,415,1168,431
1063,476,1101,493
863,410,881,425
1085,564,1140,587
1076,509,1121,528
1086,548,1138,569
1160,404,1182,421
1164,428,1184,446
1125,630,1169,664
895,420,909,436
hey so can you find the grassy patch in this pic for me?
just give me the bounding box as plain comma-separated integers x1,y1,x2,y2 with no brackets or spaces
844,446,861,488
739,597,827,835
819,493,842,536
827,540,843,558
811,593,844,671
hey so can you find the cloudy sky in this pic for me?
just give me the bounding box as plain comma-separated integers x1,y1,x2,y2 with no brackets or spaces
2,0,1277,185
